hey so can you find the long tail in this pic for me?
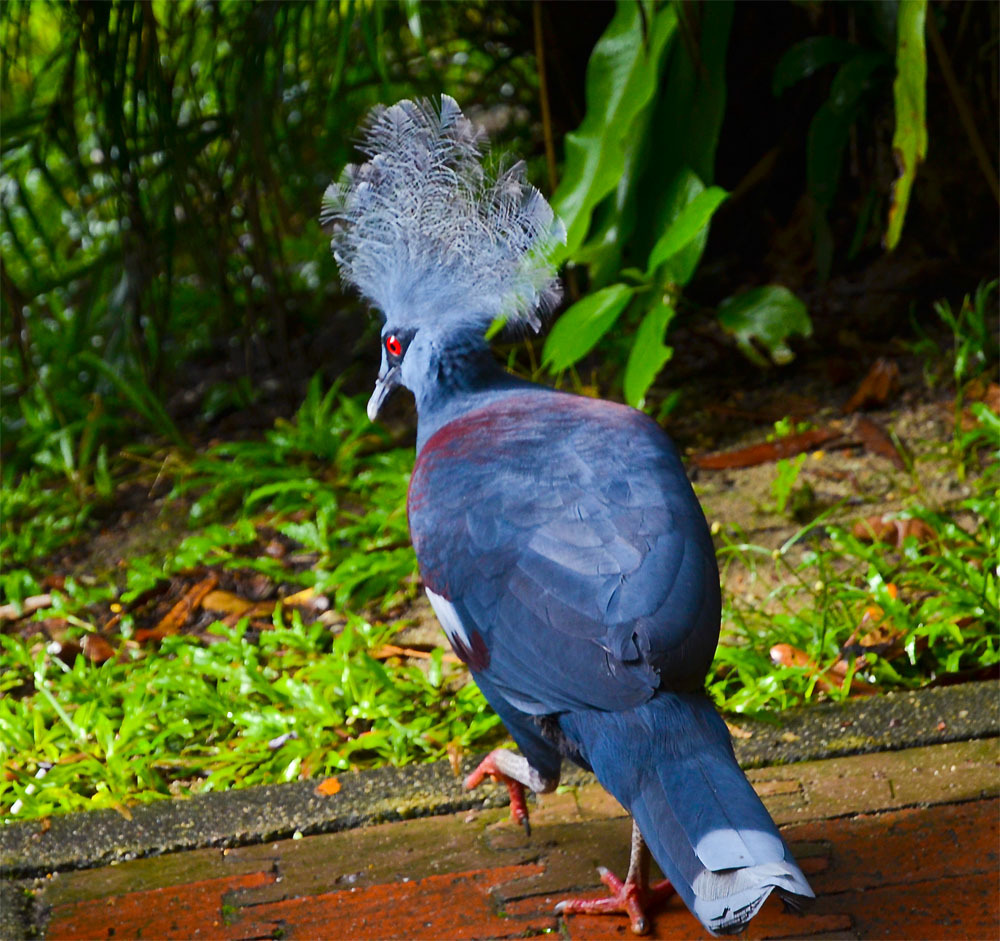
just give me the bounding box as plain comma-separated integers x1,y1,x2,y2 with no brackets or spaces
559,692,814,936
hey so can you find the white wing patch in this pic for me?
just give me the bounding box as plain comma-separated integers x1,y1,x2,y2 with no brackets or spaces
426,587,471,650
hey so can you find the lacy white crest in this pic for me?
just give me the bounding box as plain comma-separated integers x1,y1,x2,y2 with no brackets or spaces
322,95,564,333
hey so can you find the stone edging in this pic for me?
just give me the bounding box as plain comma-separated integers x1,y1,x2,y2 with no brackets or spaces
1,680,996,878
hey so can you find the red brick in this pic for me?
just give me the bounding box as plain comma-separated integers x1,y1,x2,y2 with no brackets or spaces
783,798,999,894
226,864,547,940
39,847,270,908
743,894,854,940
819,871,999,939
46,871,274,940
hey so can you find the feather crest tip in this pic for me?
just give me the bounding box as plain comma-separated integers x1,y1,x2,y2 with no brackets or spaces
322,95,564,333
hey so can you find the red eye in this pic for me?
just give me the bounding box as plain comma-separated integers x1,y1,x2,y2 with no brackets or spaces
385,334,402,357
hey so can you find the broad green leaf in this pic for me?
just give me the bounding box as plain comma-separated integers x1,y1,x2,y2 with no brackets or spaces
623,302,677,408
552,1,679,260
646,186,728,277
628,0,731,271
572,0,730,287
718,286,812,366
886,0,928,250
772,36,859,96
542,284,635,371
828,50,890,113
806,101,854,212
806,52,887,213
654,169,711,287
651,0,732,187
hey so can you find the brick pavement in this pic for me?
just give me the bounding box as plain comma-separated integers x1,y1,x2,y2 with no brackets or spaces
29,737,998,940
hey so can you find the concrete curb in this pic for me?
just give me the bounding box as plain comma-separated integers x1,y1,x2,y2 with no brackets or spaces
2,680,996,878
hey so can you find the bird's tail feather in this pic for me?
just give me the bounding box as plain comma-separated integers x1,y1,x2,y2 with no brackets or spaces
560,693,814,936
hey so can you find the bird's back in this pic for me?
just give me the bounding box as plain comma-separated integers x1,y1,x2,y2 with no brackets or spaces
408,386,721,715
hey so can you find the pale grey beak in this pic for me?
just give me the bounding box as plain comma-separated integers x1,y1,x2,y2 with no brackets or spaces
366,366,400,421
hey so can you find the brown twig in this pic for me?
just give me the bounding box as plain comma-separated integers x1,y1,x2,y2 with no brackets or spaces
532,1,558,195
0,594,54,622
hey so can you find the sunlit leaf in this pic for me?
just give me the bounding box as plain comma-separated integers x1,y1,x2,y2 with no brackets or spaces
622,302,676,408
886,0,928,250
645,186,728,277
541,284,635,371
552,1,679,260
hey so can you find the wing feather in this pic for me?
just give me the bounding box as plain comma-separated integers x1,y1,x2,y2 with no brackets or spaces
409,391,720,713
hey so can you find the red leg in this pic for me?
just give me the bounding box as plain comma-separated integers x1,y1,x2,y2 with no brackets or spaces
555,821,676,935
465,750,531,834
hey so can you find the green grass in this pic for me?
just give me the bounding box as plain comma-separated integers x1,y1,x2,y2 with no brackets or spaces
1,615,500,818
711,480,999,714
708,280,999,714
2,377,505,820
4,389,995,818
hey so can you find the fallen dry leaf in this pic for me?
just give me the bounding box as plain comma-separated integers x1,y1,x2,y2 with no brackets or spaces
832,583,923,676
984,382,1000,412
201,590,254,616
282,587,330,615
852,515,936,547
221,602,276,628
81,633,115,664
957,380,1000,431
0,594,54,623
372,643,462,664
315,776,342,796
770,643,876,696
854,416,905,469
283,587,316,606
135,574,218,642
694,427,843,470
963,377,999,408
843,358,900,413
102,611,123,633
57,753,93,765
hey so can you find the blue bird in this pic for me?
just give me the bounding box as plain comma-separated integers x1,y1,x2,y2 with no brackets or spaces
323,95,814,936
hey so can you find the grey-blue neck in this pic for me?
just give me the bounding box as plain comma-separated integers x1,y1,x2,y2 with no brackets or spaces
408,330,532,453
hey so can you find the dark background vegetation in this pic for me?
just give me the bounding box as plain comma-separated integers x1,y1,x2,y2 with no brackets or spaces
3,0,996,472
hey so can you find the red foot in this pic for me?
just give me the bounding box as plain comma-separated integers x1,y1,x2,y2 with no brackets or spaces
555,866,676,936
464,751,530,834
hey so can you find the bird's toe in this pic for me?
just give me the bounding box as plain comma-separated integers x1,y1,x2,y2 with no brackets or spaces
555,868,676,936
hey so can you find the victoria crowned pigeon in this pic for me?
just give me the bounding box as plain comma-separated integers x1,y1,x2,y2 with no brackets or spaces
322,95,814,936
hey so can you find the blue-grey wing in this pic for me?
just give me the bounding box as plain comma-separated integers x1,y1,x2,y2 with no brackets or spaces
408,391,720,715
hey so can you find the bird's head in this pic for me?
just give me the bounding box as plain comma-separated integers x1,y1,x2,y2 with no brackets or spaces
322,95,564,421
367,324,416,420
